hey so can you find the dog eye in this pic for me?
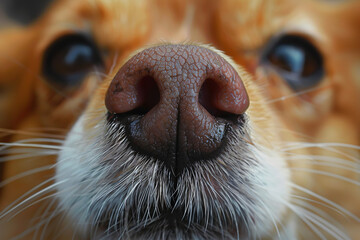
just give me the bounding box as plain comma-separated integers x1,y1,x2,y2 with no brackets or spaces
42,34,103,88
262,35,324,91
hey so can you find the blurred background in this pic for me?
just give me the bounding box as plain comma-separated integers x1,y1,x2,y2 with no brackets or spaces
0,0,53,28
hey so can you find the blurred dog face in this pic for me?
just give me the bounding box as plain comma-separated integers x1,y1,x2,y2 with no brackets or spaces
0,0,359,239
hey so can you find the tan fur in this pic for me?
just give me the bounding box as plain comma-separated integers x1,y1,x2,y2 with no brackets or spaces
0,0,359,239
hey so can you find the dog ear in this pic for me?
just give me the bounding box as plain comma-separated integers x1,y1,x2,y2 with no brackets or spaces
1,0,54,25
0,28,34,188
0,28,39,130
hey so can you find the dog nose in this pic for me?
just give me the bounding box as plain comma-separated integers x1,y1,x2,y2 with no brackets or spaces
105,44,249,174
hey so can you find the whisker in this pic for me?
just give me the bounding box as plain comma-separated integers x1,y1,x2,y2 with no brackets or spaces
0,164,56,188
0,150,59,162
0,178,61,219
283,142,360,151
2,184,63,221
257,198,282,239
0,128,66,139
0,142,66,151
289,183,360,222
293,205,350,240
288,159,359,173
29,195,58,240
281,142,359,162
22,127,68,134
289,168,360,186
265,84,331,104
281,201,326,240
38,197,61,240
292,198,348,237
263,127,316,141
285,153,358,168
0,178,55,217
0,138,65,146
10,206,62,240
290,195,347,219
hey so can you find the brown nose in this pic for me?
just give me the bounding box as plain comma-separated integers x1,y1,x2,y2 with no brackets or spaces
105,44,249,174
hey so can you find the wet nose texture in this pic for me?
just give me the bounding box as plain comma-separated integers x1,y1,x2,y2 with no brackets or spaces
106,44,249,175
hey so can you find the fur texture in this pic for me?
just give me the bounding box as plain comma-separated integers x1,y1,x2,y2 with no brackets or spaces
0,0,359,239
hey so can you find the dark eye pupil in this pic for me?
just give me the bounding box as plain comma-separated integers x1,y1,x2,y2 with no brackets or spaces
264,35,324,91
43,34,103,88
51,44,95,75
269,44,317,78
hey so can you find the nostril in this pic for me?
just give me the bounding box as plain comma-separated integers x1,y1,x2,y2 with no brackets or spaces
105,72,160,116
199,78,225,117
199,78,242,120
134,76,160,115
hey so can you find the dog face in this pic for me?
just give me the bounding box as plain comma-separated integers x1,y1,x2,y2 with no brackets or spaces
0,0,359,239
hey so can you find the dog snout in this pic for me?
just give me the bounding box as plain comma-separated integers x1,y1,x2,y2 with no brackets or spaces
105,44,249,174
